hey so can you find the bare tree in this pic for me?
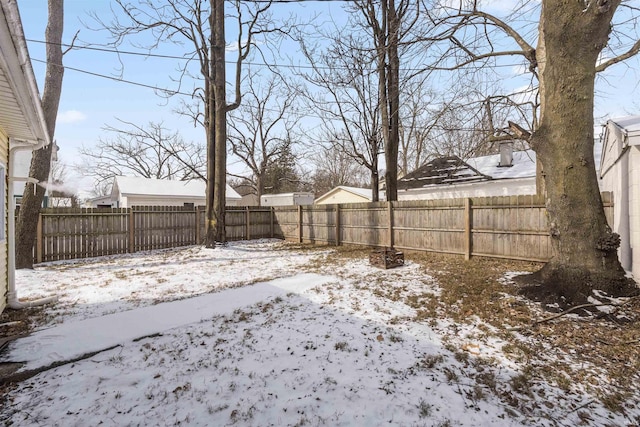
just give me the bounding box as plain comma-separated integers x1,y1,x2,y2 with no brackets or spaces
310,146,369,196
430,1,640,300
298,32,383,201
48,161,80,207
349,0,423,201
227,73,299,204
95,0,279,246
78,120,206,193
16,0,66,269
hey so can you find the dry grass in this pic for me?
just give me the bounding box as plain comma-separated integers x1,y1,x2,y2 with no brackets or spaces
2,242,639,420
314,244,640,416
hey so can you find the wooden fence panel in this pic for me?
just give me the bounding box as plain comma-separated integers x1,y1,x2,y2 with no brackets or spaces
132,206,196,252
301,205,336,244
39,208,129,262
339,202,389,247
31,192,616,264
226,207,247,241
272,207,298,240
393,199,466,255
470,195,551,261
248,208,274,240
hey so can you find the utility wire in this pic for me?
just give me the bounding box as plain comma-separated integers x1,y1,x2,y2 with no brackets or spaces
27,38,536,71
33,56,537,127
31,58,192,96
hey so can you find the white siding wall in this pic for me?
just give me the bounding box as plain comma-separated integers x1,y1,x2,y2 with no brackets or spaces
600,147,638,276
316,190,369,205
630,147,640,277
120,195,205,208
0,129,8,313
398,177,537,201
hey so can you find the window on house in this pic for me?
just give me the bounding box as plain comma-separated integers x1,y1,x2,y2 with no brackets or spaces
183,202,195,209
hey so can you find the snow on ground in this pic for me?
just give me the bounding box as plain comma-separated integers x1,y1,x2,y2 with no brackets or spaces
15,240,326,328
1,240,638,426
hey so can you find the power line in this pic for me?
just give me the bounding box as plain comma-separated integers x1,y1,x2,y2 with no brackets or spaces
33,56,537,119
31,58,193,97
27,38,535,71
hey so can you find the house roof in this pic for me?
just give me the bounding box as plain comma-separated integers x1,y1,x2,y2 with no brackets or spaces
398,156,490,190
399,150,537,190
467,150,537,180
0,0,49,144
315,186,372,203
605,115,640,145
599,115,640,177
113,176,241,200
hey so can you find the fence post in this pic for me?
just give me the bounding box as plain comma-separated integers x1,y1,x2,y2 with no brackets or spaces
128,208,135,253
36,212,43,263
335,204,341,246
464,198,472,260
246,206,251,240
195,207,200,244
388,201,394,248
298,205,303,243
270,207,274,238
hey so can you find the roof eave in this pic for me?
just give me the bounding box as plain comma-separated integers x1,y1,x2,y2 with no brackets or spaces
0,0,50,145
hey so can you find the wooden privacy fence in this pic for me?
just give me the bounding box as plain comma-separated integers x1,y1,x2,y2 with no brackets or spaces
274,193,615,263
32,206,275,263
29,193,614,264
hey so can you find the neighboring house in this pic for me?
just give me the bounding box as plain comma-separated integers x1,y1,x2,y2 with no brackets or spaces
315,186,375,205
237,193,259,207
599,115,640,276
12,142,58,207
397,143,537,200
85,194,114,208
0,0,52,313
86,176,241,208
261,192,314,207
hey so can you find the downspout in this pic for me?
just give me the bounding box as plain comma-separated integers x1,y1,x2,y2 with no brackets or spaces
7,137,57,309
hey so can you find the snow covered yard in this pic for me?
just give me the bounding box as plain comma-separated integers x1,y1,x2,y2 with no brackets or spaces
1,239,639,426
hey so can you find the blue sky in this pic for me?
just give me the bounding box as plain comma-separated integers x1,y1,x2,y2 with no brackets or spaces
16,0,640,193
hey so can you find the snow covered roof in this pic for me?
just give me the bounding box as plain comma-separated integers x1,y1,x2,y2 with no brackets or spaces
113,176,241,200
398,156,490,190
398,150,537,190
467,149,537,180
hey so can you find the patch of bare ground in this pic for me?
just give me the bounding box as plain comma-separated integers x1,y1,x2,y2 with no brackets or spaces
0,306,46,412
306,244,640,419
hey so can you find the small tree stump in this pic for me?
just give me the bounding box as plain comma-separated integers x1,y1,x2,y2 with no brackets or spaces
369,247,404,269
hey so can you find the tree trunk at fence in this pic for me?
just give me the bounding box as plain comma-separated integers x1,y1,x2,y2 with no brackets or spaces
16,0,64,269
521,1,638,304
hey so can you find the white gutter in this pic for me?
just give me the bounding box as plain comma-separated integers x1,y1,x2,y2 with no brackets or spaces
7,138,57,309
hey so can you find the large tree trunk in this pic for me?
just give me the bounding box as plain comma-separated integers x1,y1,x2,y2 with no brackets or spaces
384,0,400,202
371,158,379,202
526,0,635,302
204,73,216,246
212,0,226,244
15,0,63,269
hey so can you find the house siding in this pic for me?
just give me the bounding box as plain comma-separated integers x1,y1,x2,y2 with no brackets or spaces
316,190,369,205
119,195,239,208
0,129,8,313
630,146,640,276
398,177,537,201
600,141,640,278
